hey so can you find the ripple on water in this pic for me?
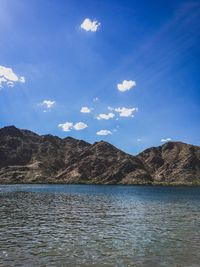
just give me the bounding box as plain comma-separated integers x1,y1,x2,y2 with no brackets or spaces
0,185,200,267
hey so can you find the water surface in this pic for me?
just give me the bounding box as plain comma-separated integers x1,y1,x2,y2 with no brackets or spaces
0,184,200,267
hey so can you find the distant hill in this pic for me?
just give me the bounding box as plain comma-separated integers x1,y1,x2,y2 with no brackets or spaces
0,126,199,185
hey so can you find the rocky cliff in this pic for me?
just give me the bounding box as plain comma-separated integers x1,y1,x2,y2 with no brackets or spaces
0,126,199,185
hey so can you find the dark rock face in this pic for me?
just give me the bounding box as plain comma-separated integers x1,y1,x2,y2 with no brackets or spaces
0,126,199,184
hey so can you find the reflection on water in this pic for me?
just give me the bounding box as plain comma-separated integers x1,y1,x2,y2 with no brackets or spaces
0,185,200,267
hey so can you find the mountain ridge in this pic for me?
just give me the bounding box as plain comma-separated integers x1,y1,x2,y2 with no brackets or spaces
0,126,199,185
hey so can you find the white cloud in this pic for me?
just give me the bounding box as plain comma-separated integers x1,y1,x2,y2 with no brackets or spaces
137,138,141,142
58,121,88,132
114,107,138,117
73,122,88,130
161,138,172,142
96,129,112,136
41,100,56,109
96,112,115,120
58,122,73,132
19,76,25,83
7,81,14,87
0,65,25,88
81,18,100,32
117,80,136,92
0,66,18,82
80,107,91,113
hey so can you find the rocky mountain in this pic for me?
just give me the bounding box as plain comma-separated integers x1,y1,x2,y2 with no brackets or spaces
0,126,199,185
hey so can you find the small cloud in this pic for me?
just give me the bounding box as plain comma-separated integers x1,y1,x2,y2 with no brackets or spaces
58,121,88,132
93,97,99,102
73,122,88,130
0,65,25,88
114,107,138,117
137,138,141,142
80,107,91,113
81,18,100,32
161,138,172,142
117,80,136,92
19,76,25,83
96,113,115,120
96,129,112,136
7,81,14,87
41,100,56,109
58,122,73,132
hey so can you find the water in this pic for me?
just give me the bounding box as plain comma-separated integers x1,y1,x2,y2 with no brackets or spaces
0,185,200,267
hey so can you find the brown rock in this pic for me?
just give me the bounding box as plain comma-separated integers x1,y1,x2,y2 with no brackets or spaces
0,126,199,185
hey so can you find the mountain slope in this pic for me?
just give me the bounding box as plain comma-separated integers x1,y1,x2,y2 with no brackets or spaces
138,141,200,184
0,126,199,185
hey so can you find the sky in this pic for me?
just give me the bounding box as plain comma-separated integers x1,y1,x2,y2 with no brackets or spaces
0,0,199,154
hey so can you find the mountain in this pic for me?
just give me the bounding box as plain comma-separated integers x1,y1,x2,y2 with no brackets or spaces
0,126,199,185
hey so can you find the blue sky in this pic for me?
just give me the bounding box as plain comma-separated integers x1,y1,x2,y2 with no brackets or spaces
0,0,199,154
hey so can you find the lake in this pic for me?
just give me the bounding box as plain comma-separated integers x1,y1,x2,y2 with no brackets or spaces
0,184,200,267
